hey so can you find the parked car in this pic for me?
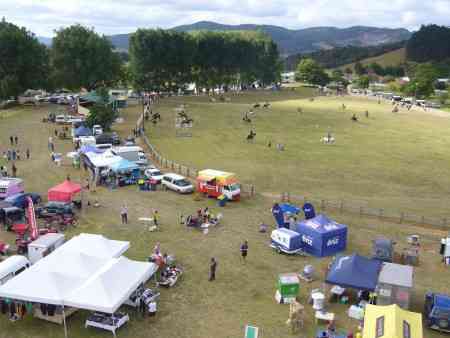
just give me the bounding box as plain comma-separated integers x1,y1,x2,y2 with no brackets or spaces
161,174,194,194
4,193,42,209
55,115,67,124
36,201,73,218
425,293,450,332
144,167,164,183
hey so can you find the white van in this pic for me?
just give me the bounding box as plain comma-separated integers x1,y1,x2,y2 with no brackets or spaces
111,146,148,166
0,255,30,285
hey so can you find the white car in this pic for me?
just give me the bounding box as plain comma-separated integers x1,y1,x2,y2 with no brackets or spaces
161,173,194,194
92,125,103,136
144,167,164,183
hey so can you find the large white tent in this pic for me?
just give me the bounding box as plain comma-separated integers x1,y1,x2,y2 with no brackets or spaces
0,234,156,313
84,150,122,168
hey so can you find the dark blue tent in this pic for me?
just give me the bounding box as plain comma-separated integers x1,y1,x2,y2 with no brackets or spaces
74,126,93,137
303,203,316,219
296,214,347,257
272,203,301,228
326,254,382,291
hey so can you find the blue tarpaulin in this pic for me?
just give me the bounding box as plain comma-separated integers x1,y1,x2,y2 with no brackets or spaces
326,254,382,291
272,203,301,228
296,214,347,257
74,126,93,137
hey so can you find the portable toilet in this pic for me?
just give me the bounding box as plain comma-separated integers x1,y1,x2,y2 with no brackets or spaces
276,273,300,304
303,203,316,220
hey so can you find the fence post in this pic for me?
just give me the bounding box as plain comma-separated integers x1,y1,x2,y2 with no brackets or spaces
442,218,447,227
340,201,344,214
359,206,363,217
287,192,291,203
421,216,425,225
251,185,255,197
400,212,404,224
379,209,384,219
321,200,325,210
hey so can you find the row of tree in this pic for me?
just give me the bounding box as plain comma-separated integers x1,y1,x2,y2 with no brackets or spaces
129,29,281,90
406,25,450,63
353,62,405,77
0,20,281,100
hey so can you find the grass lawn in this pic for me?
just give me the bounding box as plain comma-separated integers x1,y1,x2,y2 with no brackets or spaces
146,89,450,218
0,99,449,338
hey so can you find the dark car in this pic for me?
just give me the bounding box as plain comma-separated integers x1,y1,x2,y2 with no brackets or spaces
36,201,73,218
4,193,42,209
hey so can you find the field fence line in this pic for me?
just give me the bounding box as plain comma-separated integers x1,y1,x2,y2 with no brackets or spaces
280,192,450,230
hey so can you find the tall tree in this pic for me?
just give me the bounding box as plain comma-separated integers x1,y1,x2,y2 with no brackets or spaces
51,25,121,90
295,58,330,86
0,18,49,99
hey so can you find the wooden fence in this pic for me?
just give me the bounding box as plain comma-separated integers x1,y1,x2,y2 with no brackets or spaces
280,192,450,230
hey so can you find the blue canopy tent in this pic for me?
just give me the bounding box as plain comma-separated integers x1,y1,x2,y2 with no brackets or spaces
272,203,301,228
296,214,347,257
325,254,382,291
109,158,140,178
74,126,93,137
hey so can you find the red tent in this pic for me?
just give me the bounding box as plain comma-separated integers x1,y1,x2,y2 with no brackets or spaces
47,180,82,202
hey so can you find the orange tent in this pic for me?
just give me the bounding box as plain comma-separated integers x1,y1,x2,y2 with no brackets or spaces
48,180,82,202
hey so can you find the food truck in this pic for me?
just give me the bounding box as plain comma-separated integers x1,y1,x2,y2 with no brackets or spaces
196,169,240,201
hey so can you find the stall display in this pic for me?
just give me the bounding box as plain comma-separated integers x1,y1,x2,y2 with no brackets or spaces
376,262,413,309
272,203,301,228
85,312,129,337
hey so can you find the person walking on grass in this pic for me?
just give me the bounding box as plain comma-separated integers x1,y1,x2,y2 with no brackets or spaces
209,257,217,281
240,240,249,263
9,136,13,146
152,209,159,226
120,205,128,224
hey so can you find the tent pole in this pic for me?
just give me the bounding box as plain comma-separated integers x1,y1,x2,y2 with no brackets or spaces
62,305,68,338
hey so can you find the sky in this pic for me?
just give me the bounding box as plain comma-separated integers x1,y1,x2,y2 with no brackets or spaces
1,0,449,37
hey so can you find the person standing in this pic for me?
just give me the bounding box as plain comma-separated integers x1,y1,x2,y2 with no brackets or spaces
209,257,217,281
26,148,30,160
14,136,18,145
152,209,159,226
48,136,53,151
9,136,13,146
11,164,17,178
240,240,249,263
120,205,128,224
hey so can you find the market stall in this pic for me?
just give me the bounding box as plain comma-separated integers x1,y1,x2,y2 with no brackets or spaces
376,262,413,309
109,158,140,185
47,180,81,203
362,304,423,338
326,254,382,291
296,214,347,257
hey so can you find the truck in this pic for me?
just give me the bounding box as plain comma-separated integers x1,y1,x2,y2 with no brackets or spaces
424,293,450,332
111,146,148,167
196,169,240,201
0,178,24,200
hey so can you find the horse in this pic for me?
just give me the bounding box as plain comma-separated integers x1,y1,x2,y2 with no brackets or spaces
321,136,335,144
246,131,256,142
253,103,261,109
263,102,271,108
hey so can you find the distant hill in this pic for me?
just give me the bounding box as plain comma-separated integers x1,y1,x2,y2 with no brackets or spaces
107,21,411,56
338,48,406,71
284,41,406,70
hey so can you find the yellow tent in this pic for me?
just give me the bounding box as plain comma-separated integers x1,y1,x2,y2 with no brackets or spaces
363,304,423,338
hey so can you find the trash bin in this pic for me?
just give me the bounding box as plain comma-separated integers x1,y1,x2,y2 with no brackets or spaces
218,195,228,207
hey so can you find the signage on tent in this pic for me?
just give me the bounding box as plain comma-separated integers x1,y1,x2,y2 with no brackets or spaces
302,235,313,246
326,237,339,247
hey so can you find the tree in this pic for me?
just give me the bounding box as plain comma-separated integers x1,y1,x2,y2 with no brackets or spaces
354,62,366,76
409,63,439,98
368,62,385,76
85,87,117,131
438,91,449,105
51,25,121,90
357,75,370,89
406,25,450,63
0,18,49,99
295,58,330,86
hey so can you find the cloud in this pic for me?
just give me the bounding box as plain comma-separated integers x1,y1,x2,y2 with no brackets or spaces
0,0,448,36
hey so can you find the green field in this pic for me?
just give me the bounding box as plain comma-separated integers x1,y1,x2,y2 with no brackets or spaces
338,48,406,71
147,90,450,218
0,94,449,338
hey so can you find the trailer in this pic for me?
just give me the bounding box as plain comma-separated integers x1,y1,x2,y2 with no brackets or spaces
270,228,304,255
196,169,240,201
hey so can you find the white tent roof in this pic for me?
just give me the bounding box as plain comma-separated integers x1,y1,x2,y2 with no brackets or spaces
57,233,130,258
85,150,122,168
0,234,156,312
